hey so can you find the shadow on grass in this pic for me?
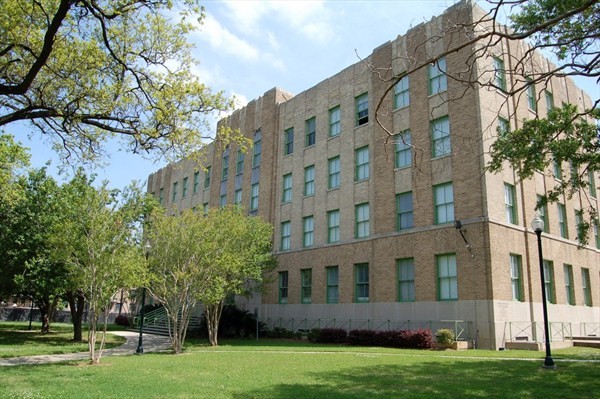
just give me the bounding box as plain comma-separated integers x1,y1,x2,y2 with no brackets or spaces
229,360,598,399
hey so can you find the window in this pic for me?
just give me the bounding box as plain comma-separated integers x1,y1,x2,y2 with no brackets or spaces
252,131,262,168
589,170,597,198
329,106,341,137
510,254,523,301
193,172,200,194
557,203,568,238
284,128,294,156
595,220,600,249
304,165,315,196
504,183,517,224
396,192,414,230
159,188,164,205
221,151,229,180
204,166,212,189
428,58,447,95
493,57,506,91
543,260,556,304
570,161,579,188
327,209,340,243
537,195,550,233
582,268,592,306
397,258,415,302
172,181,178,202
526,77,536,111
328,156,340,189
564,264,575,305
303,216,314,247
434,182,454,224
326,266,339,304
234,189,242,205
355,263,369,303
395,130,412,168
301,269,312,304
219,194,226,207
250,183,259,211
394,75,410,109
236,148,245,175
282,174,292,203
437,254,458,300
182,177,188,198
575,210,585,242
498,117,510,135
278,272,288,304
280,221,291,251
545,90,554,113
553,160,562,180
431,116,451,157
305,117,316,147
202,202,209,215
356,93,369,126
355,146,369,181
355,203,370,238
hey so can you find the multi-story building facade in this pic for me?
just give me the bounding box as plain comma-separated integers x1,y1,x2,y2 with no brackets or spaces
147,1,599,349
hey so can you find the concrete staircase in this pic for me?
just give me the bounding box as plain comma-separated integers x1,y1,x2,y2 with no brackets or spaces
570,336,600,349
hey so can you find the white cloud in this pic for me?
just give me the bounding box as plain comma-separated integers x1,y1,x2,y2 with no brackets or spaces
195,14,259,61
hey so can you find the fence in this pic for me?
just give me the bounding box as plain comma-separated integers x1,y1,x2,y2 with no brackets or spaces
503,321,573,344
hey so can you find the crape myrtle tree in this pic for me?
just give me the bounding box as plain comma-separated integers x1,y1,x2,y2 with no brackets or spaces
370,0,599,245
52,170,154,363
146,206,274,352
0,0,245,164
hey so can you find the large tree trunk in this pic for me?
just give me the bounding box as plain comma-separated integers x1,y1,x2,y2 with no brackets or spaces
37,295,59,334
66,290,85,342
205,301,224,346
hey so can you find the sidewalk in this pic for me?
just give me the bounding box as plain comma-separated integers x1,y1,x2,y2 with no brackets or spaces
0,331,171,367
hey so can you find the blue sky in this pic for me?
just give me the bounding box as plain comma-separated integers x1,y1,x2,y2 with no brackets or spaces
14,0,599,189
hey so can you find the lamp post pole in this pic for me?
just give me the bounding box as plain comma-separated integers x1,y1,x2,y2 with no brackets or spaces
136,242,151,354
531,213,555,368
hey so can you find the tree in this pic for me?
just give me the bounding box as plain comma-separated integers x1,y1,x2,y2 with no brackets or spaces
0,0,241,164
146,206,274,352
370,0,599,244
0,133,29,206
53,171,152,363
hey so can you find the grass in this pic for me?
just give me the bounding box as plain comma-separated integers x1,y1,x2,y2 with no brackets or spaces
1,322,599,399
0,322,126,358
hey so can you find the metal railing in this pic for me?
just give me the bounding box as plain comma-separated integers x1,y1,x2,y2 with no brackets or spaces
581,322,600,337
503,321,572,344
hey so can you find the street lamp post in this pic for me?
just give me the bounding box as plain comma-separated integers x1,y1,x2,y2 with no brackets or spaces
531,212,556,368
136,241,151,354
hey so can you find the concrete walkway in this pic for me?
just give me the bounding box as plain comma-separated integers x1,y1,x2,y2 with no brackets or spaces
0,331,172,367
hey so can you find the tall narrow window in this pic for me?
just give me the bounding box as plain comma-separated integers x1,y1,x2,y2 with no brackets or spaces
204,166,212,189
355,263,369,303
305,117,316,147
304,165,315,196
252,130,262,168
504,183,517,224
355,146,369,181
537,195,550,233
545,90,554,113
557,203,568,238
394,75,410,109
582,268,592,306
575,210,585,242
397,258,415,302
326,266,339,304
526,77,536,111
193,172,200,194
284,127,294,156
396,191,414,230
355,203,370,238
395,130,412,168
328,156,340,189
219,194,226,207
301,269,312,304
434,182,454,224
498,117,510,135
159,188,164,205
356,93,369,126
428,58,447,95
278,272,288,304
543,260,556,304
280,221,291,251
564,264,575,305
431,116,451,157
437,254,458,300
594,221,600,249
236,148,245,174
329,106,341,137
182,177,188,198
234,189,242,205
327,209,340,243
510,254,523,301
250,183,259,211
282,173,292,203
589,170,597,198
303,216,314,247
202,202,208,215
172,181,178,202
493,57,506,91
221,150,229,180
553,160,562,180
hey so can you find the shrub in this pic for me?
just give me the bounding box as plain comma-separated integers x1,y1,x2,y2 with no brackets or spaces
348,328,434,349
309,328,348,343
348,329,379,346
114,314,130,327
435,328,455,347
404,329,434,349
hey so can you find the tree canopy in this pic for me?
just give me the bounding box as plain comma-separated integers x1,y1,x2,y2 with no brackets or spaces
0,0,238,164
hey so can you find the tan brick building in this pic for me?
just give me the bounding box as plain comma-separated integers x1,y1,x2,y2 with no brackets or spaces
147,1,599,349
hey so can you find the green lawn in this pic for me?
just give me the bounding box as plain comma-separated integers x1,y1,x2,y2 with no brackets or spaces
1,322,599,399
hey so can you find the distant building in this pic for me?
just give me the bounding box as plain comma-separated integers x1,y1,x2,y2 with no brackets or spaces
147,1,599,349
